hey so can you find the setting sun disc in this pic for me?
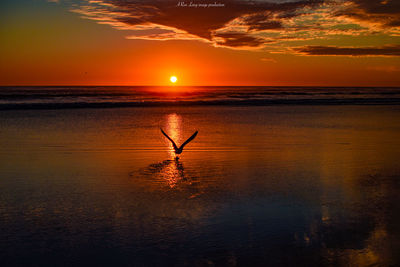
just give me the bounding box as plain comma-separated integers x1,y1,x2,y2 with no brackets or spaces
170,76,177,83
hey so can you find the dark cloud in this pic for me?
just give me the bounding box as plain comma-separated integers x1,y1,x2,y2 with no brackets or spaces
241,13,283,31
294,45,400,56
73,0,324,47
71,0,400,49
213,32,266,47
336,0,400,27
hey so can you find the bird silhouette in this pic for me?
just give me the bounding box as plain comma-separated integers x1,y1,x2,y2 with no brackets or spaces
161,128,198,157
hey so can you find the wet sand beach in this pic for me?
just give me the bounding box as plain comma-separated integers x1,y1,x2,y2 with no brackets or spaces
1,105,400,266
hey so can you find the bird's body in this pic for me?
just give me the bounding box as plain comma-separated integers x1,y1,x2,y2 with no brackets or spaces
161,128,198,157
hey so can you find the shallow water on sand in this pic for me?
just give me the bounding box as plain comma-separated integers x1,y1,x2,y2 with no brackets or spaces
1,106,400,266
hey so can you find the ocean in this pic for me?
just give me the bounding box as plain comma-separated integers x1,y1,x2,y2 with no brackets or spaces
1,87,400,266
1,86,400,109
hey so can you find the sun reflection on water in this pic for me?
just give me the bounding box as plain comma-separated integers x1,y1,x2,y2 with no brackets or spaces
165,113,181,158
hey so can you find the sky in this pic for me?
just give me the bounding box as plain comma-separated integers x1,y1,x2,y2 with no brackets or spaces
0,0,400,86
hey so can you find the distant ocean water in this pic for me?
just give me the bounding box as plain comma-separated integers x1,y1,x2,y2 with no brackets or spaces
1,86,400,109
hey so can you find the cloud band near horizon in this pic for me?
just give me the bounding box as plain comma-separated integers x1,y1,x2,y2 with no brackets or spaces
294,45,400,56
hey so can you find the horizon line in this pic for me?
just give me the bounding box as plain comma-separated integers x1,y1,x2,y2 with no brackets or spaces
1,85,400,88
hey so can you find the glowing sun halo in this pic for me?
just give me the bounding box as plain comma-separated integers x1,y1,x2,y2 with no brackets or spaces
170,76,177,84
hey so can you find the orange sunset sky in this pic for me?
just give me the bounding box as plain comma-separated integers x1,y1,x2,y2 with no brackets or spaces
1,0,400,86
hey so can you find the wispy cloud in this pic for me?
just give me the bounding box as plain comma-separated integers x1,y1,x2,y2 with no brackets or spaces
69,0,400,53
334,0,400,29
260,57,277,63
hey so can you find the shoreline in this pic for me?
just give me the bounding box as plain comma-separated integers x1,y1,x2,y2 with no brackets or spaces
2,98,400,110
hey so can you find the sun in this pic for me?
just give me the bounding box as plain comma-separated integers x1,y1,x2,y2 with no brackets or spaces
170,76,178,84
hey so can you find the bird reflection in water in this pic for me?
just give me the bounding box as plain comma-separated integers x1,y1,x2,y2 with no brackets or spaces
142,158,187,188
137,157,203,199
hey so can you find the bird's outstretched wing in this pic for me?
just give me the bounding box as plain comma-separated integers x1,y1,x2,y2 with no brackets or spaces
179,131,198,151
161,128,178,151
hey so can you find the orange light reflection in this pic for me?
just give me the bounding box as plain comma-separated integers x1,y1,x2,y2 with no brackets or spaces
165,113,181,158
